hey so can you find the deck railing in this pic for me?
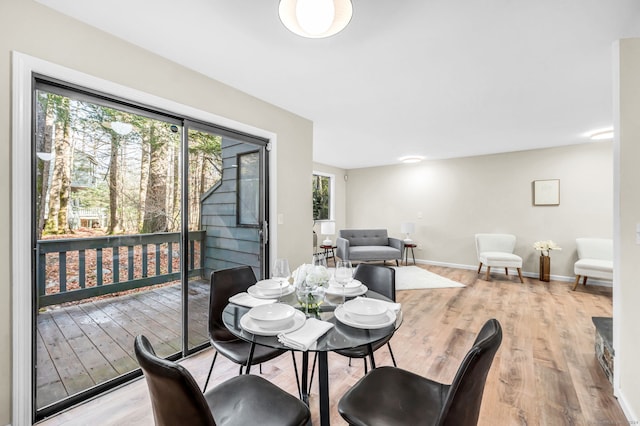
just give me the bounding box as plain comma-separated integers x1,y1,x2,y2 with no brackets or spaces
37,231,205,307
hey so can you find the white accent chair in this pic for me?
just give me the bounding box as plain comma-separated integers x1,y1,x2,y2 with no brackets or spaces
475,234,524,283
573,238,613,291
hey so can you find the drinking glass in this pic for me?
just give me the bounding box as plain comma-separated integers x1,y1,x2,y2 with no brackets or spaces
334,260,353,304
312,253,327,267
272,258,290,300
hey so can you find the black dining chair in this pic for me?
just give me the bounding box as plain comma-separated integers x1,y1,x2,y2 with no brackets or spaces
307,264,397,393
135,335,310,426
335,263,398,372
203,265,297,392
338,318,503,426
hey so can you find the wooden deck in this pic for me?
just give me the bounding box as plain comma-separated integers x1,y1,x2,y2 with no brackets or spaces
36,280,210,409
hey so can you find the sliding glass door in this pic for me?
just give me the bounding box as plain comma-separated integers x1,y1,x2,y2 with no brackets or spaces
32,77,269,419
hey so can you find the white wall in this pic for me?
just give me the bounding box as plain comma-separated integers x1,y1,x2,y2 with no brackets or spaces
0,0,313,423
614,37,640,421
345,142,613,278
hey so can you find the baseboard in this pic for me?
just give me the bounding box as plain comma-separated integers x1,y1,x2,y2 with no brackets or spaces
412,259,613,287
615,387,639,424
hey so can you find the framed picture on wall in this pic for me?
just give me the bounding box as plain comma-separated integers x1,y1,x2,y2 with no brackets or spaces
533,179,560,206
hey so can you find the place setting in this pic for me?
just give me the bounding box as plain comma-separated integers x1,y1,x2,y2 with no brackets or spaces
325,278,367,297
246,258,295,300
334,297,402,330
247,278,296,299
239,303,307,336
324,259,368,302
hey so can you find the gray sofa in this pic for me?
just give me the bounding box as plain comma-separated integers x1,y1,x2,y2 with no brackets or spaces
336,229,405,265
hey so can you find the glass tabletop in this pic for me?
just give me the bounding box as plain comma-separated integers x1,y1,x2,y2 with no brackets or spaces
222,290,403,352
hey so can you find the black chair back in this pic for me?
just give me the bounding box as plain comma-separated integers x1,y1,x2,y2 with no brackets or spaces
353,264,396,301
134,335,215,426
438,319,503,426
208,266,257,342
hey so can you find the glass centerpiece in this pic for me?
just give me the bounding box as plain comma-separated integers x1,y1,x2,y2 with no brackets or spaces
292,263,330,315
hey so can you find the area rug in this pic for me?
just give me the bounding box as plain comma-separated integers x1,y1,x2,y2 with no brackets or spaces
392,266,465,290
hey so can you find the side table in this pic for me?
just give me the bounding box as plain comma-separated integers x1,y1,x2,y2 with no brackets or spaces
404,243,417,266
320,244,336,262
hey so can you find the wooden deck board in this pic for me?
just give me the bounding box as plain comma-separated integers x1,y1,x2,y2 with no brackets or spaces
37,311,95,397
64,305,138,375
36,331,68,408
49,309,118,385
36,281,210,410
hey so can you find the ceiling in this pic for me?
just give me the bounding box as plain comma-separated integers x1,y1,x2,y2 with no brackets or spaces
37,0,640,169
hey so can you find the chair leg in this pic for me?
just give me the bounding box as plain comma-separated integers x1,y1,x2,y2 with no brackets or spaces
477,262,483,273
505,267,509,276
583,276,588,286
203,351,218,392
395,259,399,266
572,275,581,291
239,365,243,375
348,357,352,367
363,358,368,374
485,266,491,280
517,268,524,283
387,342,397,367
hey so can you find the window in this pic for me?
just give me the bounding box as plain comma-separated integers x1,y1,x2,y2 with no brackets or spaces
237,151,260,226
312,172,334,221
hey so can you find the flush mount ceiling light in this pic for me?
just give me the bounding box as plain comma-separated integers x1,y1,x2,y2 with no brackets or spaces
399,156,425,164
110,121,133,136
279,0,353,38
587,128,614,140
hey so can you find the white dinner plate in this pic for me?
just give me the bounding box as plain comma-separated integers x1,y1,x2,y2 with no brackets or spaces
334,305,397,329
328,279,362,289
255,279,284,290
325,284,368,297
240,309,306,336
247,284,295,299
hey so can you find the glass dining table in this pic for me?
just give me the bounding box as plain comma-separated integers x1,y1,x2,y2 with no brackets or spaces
222,289,402,426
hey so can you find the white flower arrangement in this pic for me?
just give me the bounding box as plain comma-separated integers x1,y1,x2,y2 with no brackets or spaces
292,264,330,288
533,240,562,256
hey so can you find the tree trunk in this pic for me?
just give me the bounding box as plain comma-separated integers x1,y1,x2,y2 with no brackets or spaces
142,123,168,233
107,133,121,234
43,96,72,235
138,128,151,232
36,95,53,239
171,142,180,232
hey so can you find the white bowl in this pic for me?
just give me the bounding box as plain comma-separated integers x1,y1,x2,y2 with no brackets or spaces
247,303,296,330
255,279,284,290
343,299,388,324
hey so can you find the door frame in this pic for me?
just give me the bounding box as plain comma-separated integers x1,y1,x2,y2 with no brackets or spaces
11,51,279,424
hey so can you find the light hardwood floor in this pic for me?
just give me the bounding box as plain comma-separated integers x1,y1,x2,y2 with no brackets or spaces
39,265,627,426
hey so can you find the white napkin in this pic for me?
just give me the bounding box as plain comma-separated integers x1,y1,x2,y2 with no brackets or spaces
354,296,401,314
277,318,334,351
229,292,276,308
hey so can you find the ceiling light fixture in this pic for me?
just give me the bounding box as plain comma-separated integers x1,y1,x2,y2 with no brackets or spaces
588,128,614,140
399,156,424,164
279,0,353,38
110,121,133,136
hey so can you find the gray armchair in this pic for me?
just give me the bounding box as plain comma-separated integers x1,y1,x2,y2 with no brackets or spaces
336,229,404,266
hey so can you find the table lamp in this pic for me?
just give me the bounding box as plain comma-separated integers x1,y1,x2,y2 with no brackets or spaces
401,222,415,243
320,221,336,246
